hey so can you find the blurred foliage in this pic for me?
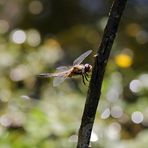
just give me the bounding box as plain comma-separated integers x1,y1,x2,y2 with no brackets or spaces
0,0,148,148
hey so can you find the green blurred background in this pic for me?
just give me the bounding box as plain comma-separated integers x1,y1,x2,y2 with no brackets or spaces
0,0,148,147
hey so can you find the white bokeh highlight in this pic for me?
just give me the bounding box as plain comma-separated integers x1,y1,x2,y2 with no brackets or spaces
129,79,142,93
101,108,110,119
10,29,26,44
131,111,144,124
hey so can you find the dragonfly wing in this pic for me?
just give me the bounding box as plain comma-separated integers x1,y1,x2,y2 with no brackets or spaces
56,66,69,71
38,70,68,78
53,69,72,86
73,50,92,65
38,66,70,78
39,70,71,87
53,76,67,87
37,73,55,78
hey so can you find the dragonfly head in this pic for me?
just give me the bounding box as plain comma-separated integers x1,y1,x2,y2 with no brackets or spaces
84,63,92,72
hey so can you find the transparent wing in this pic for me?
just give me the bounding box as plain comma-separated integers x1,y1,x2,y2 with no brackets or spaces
38,69,71,87
53,69,71,86
53,76,67,87
38,65,70,78
56,66,69,71
73,50,92,65
38,69,69,78
37,73,56,78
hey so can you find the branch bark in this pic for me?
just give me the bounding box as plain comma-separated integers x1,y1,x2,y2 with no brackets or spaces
77,0,128,147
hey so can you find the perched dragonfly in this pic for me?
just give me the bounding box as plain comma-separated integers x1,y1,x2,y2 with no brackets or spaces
38,50,92,87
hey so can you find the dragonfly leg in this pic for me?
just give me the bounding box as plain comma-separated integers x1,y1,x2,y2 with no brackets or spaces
84,74,89,82
85,72,90,78
82,74,86,85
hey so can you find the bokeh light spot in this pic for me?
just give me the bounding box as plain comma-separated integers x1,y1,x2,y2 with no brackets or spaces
115,54,132,68
136,30,148,44
111,106,123,118
0,115,11,127
29,0,43,15
106,122,121,140
101,108,110,119
106,89,120,102
131,111,144,124
139,74,148,88
40,38,63,64
125,23,141,37
10,65,30,81
10,29,26,44
0,52,14,67
129,79,142,93
26,29,41,47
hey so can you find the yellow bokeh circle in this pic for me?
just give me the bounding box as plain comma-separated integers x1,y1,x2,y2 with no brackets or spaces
115,54,133,68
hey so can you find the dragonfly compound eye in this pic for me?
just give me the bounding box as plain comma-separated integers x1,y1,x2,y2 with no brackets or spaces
85,64,92,72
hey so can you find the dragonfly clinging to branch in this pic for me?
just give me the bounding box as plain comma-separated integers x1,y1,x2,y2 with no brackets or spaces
38,50,92,87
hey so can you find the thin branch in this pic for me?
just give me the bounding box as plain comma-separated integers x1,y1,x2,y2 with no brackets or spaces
77,0,128,147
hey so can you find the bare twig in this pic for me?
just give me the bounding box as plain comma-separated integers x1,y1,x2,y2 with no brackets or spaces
77,0,128,147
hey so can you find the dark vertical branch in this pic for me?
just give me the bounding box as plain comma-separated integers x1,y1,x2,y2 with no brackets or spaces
77,0,128,147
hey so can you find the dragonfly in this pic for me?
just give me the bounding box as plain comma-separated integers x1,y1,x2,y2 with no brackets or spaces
38,50,92,87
